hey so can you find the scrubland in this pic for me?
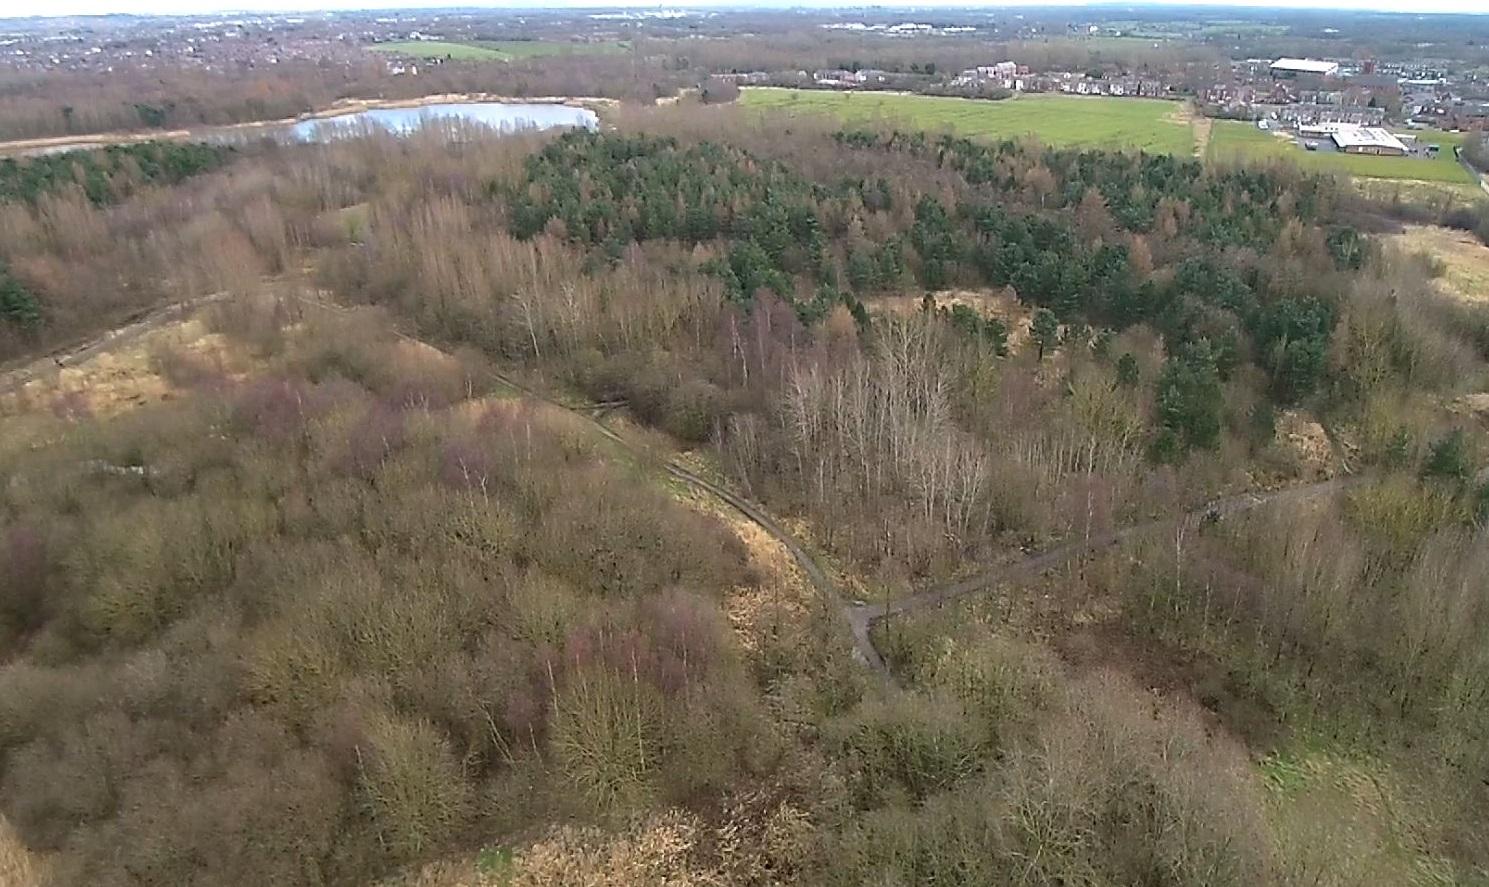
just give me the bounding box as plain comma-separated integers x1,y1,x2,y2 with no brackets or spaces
0,104,1487,886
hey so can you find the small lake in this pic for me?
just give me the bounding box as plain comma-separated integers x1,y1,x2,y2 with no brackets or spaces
1,100,599,159
287,102,599,142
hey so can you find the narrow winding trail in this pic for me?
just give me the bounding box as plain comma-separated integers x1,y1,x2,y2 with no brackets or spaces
0,293,230,399
12,293,1358,682
851,476,1355,634
484,356,1353,679
476,365,892,676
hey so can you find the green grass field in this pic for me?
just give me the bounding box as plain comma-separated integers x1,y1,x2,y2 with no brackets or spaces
741,88,1482,193
1207,120,1477,185
370,40,627,62
741,87,1195,155
371,40,509,60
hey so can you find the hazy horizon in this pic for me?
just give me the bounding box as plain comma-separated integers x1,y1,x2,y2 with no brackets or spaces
10,0,1489,20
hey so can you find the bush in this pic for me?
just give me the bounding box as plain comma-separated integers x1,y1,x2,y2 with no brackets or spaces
1346,474,1468,559
825,670,1276,887
918,636,1058,742
50,714,349,887
827,692,987,807
550,665,664,814
662,378,725,442
356,710,473,863
1422,428,1472,481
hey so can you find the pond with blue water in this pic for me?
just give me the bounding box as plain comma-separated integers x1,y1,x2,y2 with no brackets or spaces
3,100,599,158
287,102,599,141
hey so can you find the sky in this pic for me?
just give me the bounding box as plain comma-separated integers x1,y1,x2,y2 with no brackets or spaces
7,0,1489,16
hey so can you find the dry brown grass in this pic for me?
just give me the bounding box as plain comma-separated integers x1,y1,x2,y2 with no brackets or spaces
386,797,817,887
0,815,47,887
0,312,258,464
1391,225,1489,304
1275,409,1337,479
383,813,717,887
666,455,818,660
869,287,1035,354
1453,391,1489,419
0,316,255,423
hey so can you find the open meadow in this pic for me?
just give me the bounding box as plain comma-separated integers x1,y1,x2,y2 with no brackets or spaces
741,87,1196,155
743,89,1484,197
370,39,627,61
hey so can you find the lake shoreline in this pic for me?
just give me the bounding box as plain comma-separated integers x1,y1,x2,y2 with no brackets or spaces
0,92,615,158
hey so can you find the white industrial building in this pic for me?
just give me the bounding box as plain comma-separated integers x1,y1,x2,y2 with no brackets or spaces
1270,58,1341,78
1296,122,1410,156
1328,125,1408,155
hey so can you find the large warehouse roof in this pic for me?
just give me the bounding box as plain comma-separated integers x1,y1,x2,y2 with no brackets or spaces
1271,58,1341,77
1329,126,1408,153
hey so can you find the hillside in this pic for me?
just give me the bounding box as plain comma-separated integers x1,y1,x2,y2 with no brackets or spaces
1,105,1487,887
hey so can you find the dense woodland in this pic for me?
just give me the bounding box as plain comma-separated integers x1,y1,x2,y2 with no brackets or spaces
0,142,232,206
1,99,1488,887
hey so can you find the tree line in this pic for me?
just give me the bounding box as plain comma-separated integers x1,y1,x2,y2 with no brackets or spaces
0,142,232,206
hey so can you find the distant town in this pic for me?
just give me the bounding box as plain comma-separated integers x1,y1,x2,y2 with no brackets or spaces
0,6,1485,169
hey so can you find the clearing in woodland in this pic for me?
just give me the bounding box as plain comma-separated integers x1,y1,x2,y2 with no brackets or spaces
741,87,1196,155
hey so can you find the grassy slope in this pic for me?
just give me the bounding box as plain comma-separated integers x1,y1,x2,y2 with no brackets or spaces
370,40,626,61
1391,225,1489,303
473,39,627,59
1208,119,1476,185
741,88,1477,192
371,40,510,60
741,87,1195,155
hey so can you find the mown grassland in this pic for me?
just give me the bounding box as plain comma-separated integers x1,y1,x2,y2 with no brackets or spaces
371,40,510,60
742,89,1480,192
370,40,627,62
741,87,1195,155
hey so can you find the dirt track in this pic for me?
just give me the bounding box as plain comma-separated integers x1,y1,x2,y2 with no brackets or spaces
852,477,1355,631
7,293,1359,681
0,293,229,399
441,337,1355,680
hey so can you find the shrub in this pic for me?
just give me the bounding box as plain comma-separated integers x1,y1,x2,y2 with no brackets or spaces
356,710,473,863
918,636,1058,743
662,378,725,443
550,664,664,815
1346,475,1468,560
1422,428,1472,481
52,714,349,887
1056,674,1276,887
828,692,987,807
